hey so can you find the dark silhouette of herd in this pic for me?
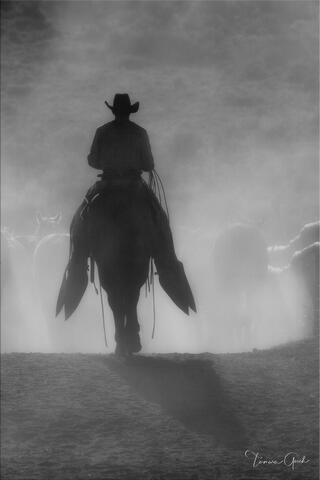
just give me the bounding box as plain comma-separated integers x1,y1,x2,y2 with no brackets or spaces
212,221,319,348
268,222,319,335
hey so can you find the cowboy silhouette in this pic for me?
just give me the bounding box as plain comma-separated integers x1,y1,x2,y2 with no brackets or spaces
84,93,177,267
56,93,196,353
88,94,154,175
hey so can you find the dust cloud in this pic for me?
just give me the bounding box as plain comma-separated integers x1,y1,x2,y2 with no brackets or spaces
1,1,318,353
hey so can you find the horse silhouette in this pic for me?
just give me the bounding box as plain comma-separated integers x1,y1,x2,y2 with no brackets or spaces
57,180,196,355
88,184,152,355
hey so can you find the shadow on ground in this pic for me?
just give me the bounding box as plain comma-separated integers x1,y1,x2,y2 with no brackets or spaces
104,355,246,449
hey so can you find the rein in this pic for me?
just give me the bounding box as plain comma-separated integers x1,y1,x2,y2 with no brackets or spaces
99,278,108,348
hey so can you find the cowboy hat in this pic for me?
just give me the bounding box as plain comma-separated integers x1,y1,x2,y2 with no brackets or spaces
105,93,139,115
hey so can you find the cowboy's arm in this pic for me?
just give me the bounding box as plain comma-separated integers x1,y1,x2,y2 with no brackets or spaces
87,129,101,169
141,131,155,172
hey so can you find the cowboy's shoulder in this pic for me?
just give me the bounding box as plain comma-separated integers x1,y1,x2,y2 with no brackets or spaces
127,121,148,136
95,121,114,133
95,121,148,139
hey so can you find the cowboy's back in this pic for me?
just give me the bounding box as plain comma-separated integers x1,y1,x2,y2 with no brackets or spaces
88,119,154,174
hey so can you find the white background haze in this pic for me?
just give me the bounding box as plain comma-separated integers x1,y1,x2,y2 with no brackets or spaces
1,0,318,353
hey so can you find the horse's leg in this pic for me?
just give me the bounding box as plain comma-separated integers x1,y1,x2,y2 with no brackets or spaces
107,291,126,355
114,310,127,355
124,288,141,354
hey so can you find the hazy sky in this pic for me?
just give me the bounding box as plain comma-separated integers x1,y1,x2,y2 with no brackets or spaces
1,0,319,243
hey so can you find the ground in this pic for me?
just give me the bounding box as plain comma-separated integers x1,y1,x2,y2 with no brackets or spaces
1,339,319,480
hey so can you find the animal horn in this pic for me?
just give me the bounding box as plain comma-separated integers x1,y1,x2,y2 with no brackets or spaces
52,213,61,222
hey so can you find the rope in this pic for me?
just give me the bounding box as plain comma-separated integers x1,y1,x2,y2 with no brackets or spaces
151,260,156,339
90,254,107,349
154,174,162,207
146,169,172,340
90,256,99,294
153,170,170,220
99,281,108,348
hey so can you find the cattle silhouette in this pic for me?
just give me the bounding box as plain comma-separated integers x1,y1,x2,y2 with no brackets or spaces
211,223,269,350
15,213,63,254
1,227,42,351
289,242,319,336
